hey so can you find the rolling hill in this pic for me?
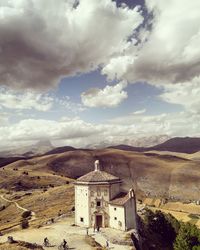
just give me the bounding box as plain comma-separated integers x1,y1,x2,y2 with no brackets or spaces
1,148,199,201
109,137,200,154
0,147,199,235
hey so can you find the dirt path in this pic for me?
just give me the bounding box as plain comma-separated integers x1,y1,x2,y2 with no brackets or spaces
93,232,133,250
0,194,36,221
0,214,135,250
0,218,94,250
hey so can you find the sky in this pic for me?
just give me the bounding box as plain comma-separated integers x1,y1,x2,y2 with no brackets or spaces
0,0,200,149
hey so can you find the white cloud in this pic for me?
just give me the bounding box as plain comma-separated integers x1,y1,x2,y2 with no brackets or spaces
0,0,143,90
1,108,200,149
0,87,86,114
102,55,135,81
57,96,86,113
0,88,53,111
0,0,200,149
0,118,99,143
81,81,128,107
132,109,146,115
102,0,200,86
0,111,9,125
159,77,200,114
109,111,200,138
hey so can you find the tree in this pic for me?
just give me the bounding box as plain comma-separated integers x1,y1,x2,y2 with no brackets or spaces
193,246,200,250
144,209,177,246
174,223,200,250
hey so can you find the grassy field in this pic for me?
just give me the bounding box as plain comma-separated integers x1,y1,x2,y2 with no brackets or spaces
3,148,199,201
0,241,44,250
0,159,75,234
144,198,200,228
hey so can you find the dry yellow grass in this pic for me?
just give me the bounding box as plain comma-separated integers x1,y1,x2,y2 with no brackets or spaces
0,202,22,232
18,184,75,226
0,148,199,235
145,198,200,228
143,198,200,214
0,184,74,233
0,241,44,250
0,159,74,234
2,148,200,201
147,150,200,161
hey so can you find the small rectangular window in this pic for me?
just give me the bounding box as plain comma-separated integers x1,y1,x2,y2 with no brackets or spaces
114,207,117,211
80,217,84,222
114,217,117,220
96,201,101,207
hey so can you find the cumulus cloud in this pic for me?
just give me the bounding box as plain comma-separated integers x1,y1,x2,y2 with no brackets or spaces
103,0,200,85
108,111,200,138
81,81,127,107
0,87,86,113
57,96,86,113
1,0,200,149
1,0,199,90
1,108,200,149
0,111,9,125
0,88,53,111
132,109,146,115
0,118,99,143
0,0,143,90
159,77,200,114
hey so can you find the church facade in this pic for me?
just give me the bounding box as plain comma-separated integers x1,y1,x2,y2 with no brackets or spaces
74,160,137,231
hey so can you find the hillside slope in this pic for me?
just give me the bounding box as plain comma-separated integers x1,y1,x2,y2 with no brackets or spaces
2,149,199,201
149,137,200,153
109,137,200,154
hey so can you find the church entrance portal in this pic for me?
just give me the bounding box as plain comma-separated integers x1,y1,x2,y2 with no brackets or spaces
96,215,102,228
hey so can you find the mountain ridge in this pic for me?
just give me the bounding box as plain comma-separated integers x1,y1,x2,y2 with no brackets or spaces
1,148,199,201
108,137,200,154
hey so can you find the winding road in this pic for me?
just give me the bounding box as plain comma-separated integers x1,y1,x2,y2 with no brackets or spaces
0,194,36,220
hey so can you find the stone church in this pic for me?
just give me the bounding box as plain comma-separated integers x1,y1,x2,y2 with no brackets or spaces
74,160,137,231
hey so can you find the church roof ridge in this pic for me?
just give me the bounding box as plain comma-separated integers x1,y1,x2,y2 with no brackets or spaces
76,169,120,183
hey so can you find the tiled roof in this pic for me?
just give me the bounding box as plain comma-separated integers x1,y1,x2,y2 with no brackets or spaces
76,170,120,183
109,192,130,206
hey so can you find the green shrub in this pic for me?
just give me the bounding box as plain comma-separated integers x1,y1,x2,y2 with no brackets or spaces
174,223,200,250
0,205,5,211
188,214,200,219
22,210,32,219
21,219,29,229
193,246,200,250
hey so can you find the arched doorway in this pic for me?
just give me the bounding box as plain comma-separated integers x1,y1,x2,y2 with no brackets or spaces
96,214,103,228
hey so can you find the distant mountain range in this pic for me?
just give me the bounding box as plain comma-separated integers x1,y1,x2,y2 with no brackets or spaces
0,137,200,162
109,137,200,154
86,134,170,148
0,139,54,158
